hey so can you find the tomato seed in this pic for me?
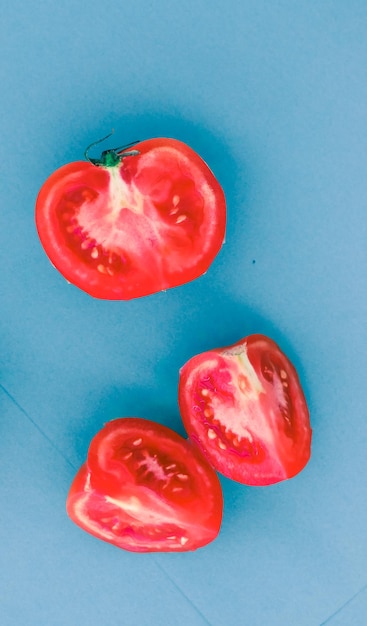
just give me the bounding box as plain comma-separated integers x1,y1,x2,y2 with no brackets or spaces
180,537,188,546
91,248,99,259
97,264,107,274
207,429,217,440
280,369,288,380
165,463,177,470
218,441,227,450
176,215,187,224
132,438,143,446
121,451,133,460
261,355,275,383
176,473,189,481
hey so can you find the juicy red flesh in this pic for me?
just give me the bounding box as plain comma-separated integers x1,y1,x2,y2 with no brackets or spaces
179,335,312,486
67,418,223,552
36,138,226,299
56,187,131,276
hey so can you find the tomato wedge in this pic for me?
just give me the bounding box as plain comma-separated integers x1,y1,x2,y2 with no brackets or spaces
179,334,312,486
36,137,226,299
66,418,223,552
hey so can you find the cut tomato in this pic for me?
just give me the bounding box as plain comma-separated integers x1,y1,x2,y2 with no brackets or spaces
66,418,223,552
179,334,312,486
36,137,226,299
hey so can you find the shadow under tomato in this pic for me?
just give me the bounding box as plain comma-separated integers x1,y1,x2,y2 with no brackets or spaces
70,382,188,467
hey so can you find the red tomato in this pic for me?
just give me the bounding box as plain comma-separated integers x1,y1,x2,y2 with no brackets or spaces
36,137,226,299
66,418,223,552
178,334,312,486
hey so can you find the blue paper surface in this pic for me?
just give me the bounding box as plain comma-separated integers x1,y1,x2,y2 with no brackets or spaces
1,1,366,624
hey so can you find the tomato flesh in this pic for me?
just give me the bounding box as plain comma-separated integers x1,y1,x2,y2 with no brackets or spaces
67,418,223,552
179,335,312,486
36,138,226,299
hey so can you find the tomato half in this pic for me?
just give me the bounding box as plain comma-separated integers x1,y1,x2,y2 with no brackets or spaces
66,418,223,552
36,137,226,299
178,334,312,486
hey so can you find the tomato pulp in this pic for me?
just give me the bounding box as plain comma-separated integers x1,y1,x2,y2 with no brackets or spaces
36,138,226,299
179,334,312,486
66,418,223,552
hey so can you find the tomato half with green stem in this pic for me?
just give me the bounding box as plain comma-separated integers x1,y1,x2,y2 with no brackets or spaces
66,418,223,552
179,334,312,486
36,134,226,299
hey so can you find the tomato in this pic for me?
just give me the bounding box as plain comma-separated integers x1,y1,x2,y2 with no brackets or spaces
178,334,312,486
36,137,226,299
66,418,223,552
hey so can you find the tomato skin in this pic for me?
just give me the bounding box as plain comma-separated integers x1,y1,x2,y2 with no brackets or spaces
178,334,312,486
66,418,223,552
36,138,226,299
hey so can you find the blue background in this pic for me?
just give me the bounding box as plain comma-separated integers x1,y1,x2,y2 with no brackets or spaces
1,2,366,625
